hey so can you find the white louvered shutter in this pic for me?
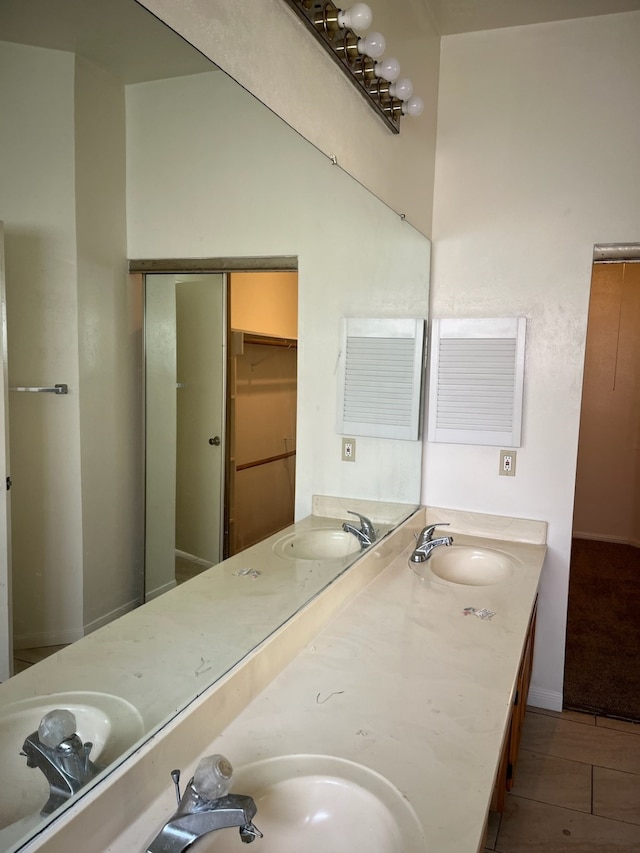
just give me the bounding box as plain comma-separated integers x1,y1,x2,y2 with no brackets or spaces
337,318,425,441
428,318,526,446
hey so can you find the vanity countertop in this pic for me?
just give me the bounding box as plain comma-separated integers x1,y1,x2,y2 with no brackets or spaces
104,511,546,853
1,497,415,732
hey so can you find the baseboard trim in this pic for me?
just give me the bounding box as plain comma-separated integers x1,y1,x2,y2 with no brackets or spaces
573,531,640,548
145,578,177,603
14,597,143,650
14,627,84,651
528,686,563,712
175,549,213,567
84,596,141,636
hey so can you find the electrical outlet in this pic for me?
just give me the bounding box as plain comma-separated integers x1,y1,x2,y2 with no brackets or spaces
499,450,516,477
342,438,356,462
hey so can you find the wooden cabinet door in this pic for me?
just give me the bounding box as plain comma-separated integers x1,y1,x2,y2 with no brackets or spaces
490,596,538,812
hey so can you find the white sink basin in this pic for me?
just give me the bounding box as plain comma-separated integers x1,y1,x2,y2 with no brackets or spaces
273,529,362,561
199,755,426,853
427,545,518,586
0,691,145,830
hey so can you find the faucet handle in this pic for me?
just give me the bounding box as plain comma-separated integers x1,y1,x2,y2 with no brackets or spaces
193,754,233,801
171,769,182,805
417,523,450,544
347,511,375,538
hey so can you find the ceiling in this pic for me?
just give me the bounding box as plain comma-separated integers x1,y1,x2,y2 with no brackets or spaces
424,0,640,35
0,0,213,83
1,0,639,80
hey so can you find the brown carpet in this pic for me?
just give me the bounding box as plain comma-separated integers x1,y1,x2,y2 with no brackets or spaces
564,538,640,722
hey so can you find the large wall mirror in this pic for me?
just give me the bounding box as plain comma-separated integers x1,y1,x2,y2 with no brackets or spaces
0,0,430,848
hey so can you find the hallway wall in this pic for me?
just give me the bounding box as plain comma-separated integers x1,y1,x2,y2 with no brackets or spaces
0,41,141,646
75,55,142,633
0,41,84,646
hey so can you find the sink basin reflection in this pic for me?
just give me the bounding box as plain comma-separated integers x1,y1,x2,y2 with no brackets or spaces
0,691,145,831
427,545,518,586
199,755,426,853
274,529,362,561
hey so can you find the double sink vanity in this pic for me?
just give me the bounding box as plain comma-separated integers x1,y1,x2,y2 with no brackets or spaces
1,498,546,853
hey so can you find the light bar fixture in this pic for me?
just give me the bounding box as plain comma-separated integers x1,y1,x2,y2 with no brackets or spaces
282,0,424,133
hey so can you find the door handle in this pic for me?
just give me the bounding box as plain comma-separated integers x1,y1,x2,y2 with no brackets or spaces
209,436,221,446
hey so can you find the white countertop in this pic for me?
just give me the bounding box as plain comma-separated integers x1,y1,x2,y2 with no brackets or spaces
104,513,546,853
13,502,421,853
1,499,415,735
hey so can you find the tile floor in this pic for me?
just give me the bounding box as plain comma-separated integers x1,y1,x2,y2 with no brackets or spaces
175,554,211,585
485,706,640,852
13,644,67,674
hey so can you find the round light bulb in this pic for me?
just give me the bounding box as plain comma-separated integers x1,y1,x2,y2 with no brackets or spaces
402,95,424,116
374,57,400,82
357,31,386,59
337,3,373,32
389,77,413,101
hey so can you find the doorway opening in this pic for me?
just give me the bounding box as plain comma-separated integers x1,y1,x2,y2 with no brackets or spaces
565,255,640,721
142,263,298,602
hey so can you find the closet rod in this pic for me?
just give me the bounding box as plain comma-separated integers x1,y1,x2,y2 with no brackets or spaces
236,449,296,472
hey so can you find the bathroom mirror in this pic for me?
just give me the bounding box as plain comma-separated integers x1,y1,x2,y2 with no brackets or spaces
0,0,430,848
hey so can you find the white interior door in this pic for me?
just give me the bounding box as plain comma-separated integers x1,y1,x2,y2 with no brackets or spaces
144,273,225,601
0,223,13,679
175,275,225,563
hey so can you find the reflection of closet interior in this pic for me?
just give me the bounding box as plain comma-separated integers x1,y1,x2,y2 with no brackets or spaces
226,273,298,556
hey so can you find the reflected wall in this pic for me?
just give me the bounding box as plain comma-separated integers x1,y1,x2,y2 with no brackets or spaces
137,0,441,235
126,69,431,520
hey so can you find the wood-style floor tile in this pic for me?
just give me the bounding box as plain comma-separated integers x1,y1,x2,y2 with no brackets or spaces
596,716,640,735
496,795,640,852
521,711,640,775
528,706,596,726
511,749,591,812
594,766,640,826
14,644,67,664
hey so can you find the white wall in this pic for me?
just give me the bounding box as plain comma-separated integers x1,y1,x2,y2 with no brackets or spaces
427,12,640,709
75,56,143,633
0,41,84,646
126,70,431,517
136,0,440,237
144,276,178,600
0,42,142,647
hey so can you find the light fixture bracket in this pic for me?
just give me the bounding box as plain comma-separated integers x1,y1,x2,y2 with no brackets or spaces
282,0,402,133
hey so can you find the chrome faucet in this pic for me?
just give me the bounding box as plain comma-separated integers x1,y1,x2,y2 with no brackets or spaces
146,758,262,853
342,510,376,548
410,523,454,563
21,710,104,816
